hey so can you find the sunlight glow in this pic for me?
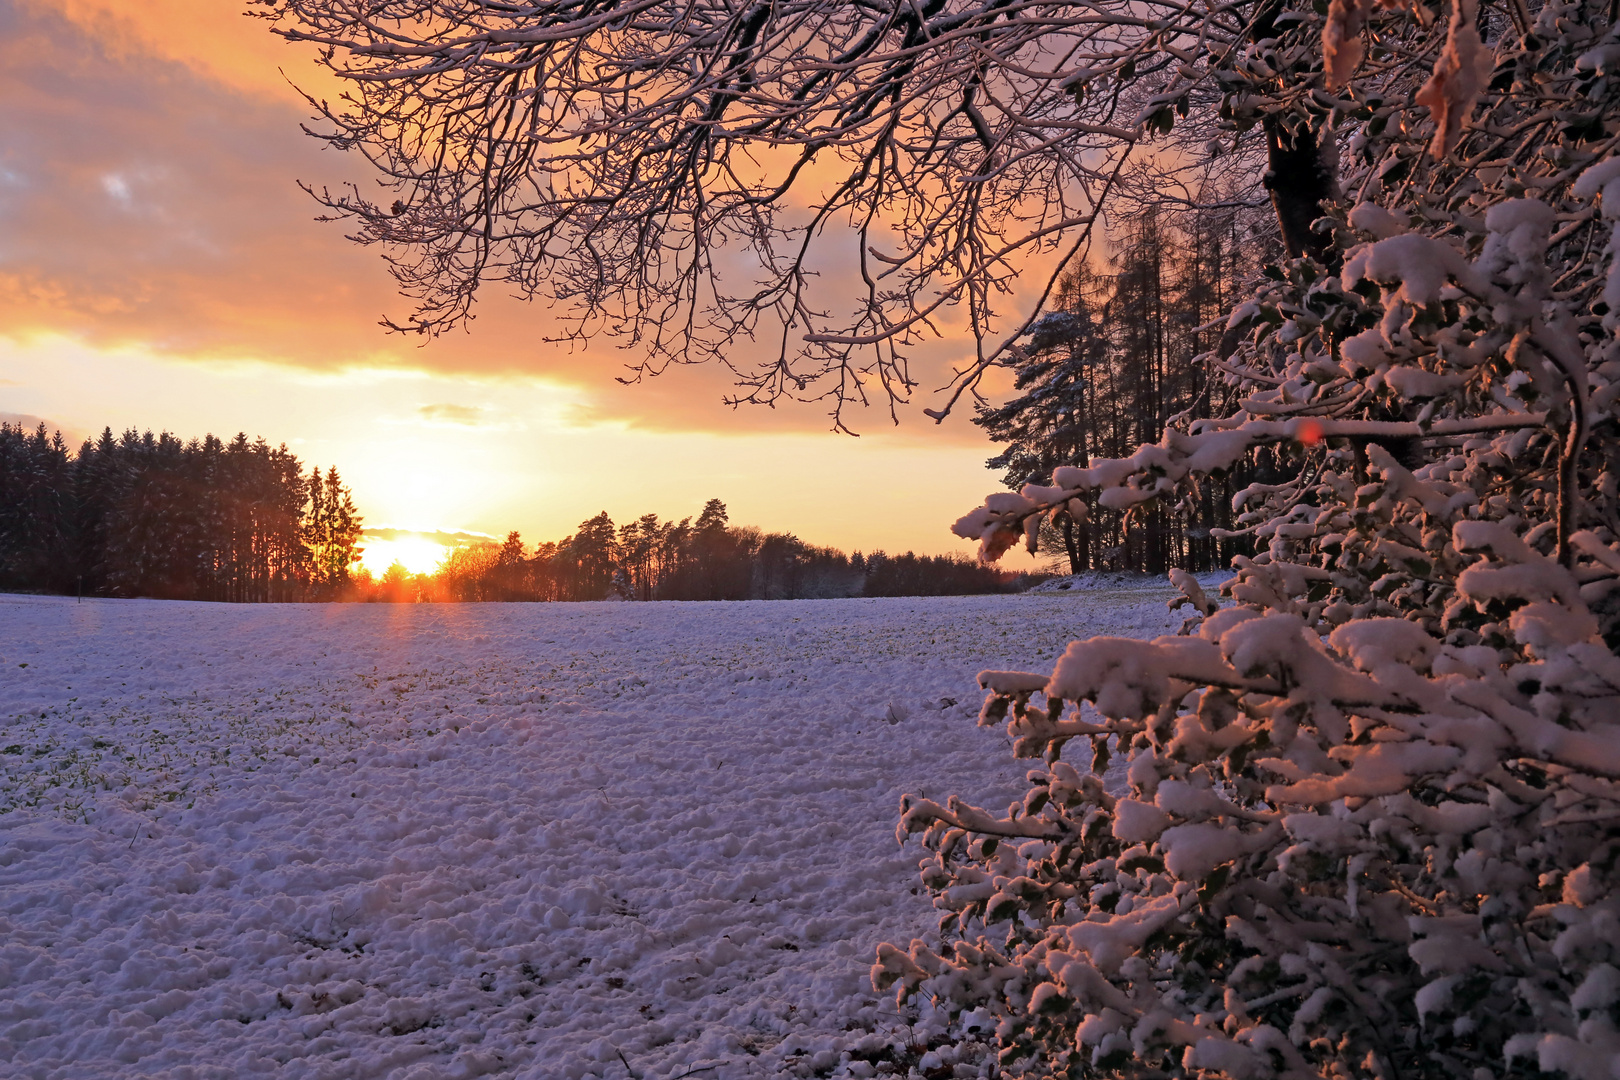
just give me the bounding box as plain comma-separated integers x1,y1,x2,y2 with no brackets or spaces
360,536,452,577
1,334,1023,564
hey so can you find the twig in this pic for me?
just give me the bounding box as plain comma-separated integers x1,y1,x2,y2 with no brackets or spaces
666,1065,726,1080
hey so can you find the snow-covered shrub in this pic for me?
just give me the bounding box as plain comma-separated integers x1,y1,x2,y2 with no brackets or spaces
879,2,1620,1077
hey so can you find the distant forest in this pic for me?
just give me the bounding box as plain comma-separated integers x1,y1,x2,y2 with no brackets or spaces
0,423,1025,603
383,499,1026,603
0,423,362,601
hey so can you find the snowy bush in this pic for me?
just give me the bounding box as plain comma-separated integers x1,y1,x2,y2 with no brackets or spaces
879,2,1620,1077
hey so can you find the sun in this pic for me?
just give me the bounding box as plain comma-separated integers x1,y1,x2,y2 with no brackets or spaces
359,535,450,577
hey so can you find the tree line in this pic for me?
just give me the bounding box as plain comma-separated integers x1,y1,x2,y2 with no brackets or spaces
0,423,362,601
1,425,1028,603
381,499,1028,603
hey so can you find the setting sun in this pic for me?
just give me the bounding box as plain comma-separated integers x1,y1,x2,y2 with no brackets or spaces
358,533,453,577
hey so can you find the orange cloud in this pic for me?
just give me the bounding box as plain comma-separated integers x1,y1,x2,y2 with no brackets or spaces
18,0,344,103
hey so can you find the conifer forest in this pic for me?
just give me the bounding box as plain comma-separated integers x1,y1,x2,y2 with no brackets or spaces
976,209,1271,575
0,422,362,601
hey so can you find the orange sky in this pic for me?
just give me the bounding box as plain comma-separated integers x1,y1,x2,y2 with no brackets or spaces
0,0,1044,565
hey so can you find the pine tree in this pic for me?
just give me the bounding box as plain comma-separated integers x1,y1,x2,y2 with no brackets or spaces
305,467,364,595
0,424,73,592
495,530,527,600
561,512,618,600
3,422,344,601
978,212,1263,574
976,266,1111,573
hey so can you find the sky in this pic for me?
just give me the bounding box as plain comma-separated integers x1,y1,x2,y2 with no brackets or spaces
0,0,1040,574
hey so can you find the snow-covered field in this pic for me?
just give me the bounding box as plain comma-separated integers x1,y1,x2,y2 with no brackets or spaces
1,584,1192,1080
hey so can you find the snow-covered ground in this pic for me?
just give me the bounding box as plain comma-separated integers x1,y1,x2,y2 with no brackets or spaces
1,585,1190,1080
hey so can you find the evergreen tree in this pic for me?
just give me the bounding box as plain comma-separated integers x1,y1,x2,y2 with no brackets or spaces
976,269,1111,573
305,467,365,594
561,512,618,600
494,530,527,600
0,424,74,592
70,428,121,595
976,211,1261,573
0,422,351,601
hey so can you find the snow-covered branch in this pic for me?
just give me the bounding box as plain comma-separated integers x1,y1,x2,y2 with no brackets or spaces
891,3,1620,1075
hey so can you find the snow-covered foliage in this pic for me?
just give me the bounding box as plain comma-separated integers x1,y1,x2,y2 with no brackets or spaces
896,2,1620,1077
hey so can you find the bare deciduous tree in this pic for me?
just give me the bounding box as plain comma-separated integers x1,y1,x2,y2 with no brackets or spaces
252,0,1375,426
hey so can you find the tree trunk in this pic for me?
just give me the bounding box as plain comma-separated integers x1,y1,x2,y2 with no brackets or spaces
1062,516,1081,575
1262,115,1336,261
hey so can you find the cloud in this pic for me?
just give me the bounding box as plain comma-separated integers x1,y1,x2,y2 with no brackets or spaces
0,6,381,358
17,0,347,104
362,527,497,546
0,2,1014,443
418,404,488,426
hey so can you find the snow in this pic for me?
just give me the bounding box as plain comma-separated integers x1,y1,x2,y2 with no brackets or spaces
1182,1036,1262,1079
0,589,1193,1080
1025,570,1230,596
1347,201,1406,240
1158,823,1277,881
1478,198,1556,299
1383,365,1464,400
1109,799,1170,843
1572,156,1620,208
1571,964,1620,1013
1340,232,1484,306
1574,157,1620,316
1062,887,1191,974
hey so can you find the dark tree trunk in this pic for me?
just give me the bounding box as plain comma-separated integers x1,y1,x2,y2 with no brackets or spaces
1262,116,1336,260
1062,515,1081,575
1249,0,1337,262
